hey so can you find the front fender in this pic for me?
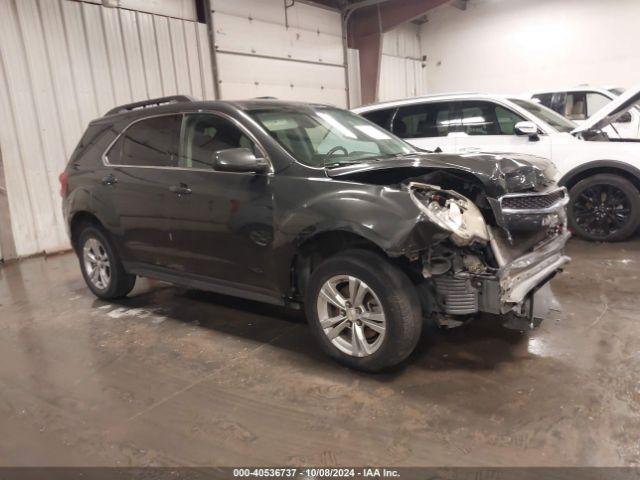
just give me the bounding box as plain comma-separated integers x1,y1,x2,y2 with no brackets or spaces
276,181,446,256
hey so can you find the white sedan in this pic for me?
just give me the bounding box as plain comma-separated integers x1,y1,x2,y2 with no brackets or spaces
353,88,640,241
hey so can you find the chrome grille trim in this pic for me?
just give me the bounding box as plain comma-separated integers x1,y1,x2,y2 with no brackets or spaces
499,187,569,215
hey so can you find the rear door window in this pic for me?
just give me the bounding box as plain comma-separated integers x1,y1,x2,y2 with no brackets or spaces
393,102,456,138
109,115,181,167
359,108,396,131
586,92,611,117
456,101,525,135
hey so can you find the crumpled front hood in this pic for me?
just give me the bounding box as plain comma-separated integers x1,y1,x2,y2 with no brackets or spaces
326,152,556,197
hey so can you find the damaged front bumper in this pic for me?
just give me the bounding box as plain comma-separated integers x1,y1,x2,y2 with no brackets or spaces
479,230,571,314
430,230,570,328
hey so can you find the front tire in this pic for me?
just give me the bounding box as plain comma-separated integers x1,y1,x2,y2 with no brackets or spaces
77,226,136,299
568,174,640,242
305,249,422,372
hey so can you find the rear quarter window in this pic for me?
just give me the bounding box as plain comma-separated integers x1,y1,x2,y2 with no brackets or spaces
68,123,118,168
107,115,181,167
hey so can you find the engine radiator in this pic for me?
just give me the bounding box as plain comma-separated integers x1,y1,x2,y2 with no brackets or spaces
433,275,479,315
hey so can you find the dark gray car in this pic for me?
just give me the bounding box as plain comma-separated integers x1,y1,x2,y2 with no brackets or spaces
60,96,570,371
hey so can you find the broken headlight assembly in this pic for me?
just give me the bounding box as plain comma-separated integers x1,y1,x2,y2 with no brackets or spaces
408,182,489,246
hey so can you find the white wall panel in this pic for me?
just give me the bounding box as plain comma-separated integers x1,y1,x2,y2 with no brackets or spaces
211,0,347,107
119,0,196,20
378,23,427,103
0,0,215,257
212,0,341,35
137,11,165,99
197,24,216,101
60,0,101,126
0,55,39,256
153,15,178,96
119,9,148,99
169,18,192,94
213,12,343,65
102,6,134,105
347,48,362,108
217,53,347,107
420,0,640,93
382,23,422,59
39,0,85,158
185,22,204,97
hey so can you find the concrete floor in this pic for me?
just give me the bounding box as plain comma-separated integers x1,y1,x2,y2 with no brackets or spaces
0,239,638,467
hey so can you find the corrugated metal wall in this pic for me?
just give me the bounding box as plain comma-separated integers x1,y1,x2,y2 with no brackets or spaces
378,23,428,102
211,0,348,107
0,0,215,257
347,48,362,108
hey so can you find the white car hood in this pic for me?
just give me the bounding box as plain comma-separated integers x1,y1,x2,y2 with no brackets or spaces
573,84,640,134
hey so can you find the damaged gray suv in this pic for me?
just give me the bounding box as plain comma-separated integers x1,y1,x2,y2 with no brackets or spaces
62,96,570,371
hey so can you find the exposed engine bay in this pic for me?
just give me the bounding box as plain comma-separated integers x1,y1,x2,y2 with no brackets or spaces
406,173,569,330
326,152,571,330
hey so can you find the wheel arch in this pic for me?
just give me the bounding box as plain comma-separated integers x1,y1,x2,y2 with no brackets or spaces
69,211,105,251
558,160,640,191
289,229,388,299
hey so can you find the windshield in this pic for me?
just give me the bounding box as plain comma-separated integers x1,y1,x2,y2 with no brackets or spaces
250,107,415,167
509,98,577,133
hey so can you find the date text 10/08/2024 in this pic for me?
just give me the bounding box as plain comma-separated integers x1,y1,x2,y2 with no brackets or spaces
233,468,401,478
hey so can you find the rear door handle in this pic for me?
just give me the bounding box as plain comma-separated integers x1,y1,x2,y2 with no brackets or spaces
169,184,192,195
102,174,118,185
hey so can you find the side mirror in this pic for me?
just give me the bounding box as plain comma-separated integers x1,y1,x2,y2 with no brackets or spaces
514,121,539,141
213,148,269,173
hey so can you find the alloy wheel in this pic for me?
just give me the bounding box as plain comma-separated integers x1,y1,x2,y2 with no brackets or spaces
83,237,111,290
316,275,386,357
573,184,632,238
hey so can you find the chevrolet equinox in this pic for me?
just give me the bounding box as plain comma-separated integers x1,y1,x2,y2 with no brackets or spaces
61,96,570,371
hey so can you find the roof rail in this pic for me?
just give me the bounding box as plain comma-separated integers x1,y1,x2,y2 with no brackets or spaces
104,95,196,116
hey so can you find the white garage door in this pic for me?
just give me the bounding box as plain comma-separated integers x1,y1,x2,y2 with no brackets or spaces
211,0,348,107
0,0,215,257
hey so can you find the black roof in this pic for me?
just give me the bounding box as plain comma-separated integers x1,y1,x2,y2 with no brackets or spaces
98,96,336,124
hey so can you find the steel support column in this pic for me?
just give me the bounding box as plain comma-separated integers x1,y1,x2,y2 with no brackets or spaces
346,0,449,104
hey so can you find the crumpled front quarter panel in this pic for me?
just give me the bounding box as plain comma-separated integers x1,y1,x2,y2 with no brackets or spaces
271,174,446,265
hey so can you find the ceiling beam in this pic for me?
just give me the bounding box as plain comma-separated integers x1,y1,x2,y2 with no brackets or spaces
347,0,449,104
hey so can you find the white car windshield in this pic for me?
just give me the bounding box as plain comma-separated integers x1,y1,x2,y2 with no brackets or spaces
251,107,416,168
509,98,577,133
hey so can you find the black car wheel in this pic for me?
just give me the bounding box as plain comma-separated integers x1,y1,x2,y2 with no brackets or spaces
77,226,136,299
568,174,640,242
305,249,422,372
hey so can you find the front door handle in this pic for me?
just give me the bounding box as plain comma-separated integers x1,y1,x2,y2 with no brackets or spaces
169,184,192,195
102,174,118,185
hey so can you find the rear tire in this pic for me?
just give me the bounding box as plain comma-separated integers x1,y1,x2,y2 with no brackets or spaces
77,226,136,299
568,174,640,242
305,249,422,372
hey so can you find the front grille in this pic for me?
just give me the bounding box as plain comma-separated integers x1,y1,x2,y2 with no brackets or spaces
501,189,566,212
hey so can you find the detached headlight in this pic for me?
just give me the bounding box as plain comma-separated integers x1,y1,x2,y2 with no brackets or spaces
408,182,489,246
